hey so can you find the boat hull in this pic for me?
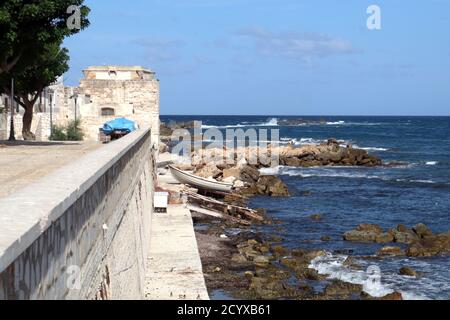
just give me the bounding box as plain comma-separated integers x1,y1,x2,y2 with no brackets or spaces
169,165,233,192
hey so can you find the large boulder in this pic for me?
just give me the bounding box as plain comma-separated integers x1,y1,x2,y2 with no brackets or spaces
377,246,405,256
412,223,434,239
344,224,385,242
255,176,290,197
406,232,450,257
195,163,221,179
223,165,260,184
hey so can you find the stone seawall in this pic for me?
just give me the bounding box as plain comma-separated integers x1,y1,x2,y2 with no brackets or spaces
0,129,155,300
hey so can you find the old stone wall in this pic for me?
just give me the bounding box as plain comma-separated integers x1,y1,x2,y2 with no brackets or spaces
0,129,155,299
78,78,160,145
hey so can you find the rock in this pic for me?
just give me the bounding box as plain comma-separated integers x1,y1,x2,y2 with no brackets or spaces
256,176,290,197
299,190,312,196
310,214,323,221
361,291,403,300
377,246,405,256
321,236,332,242
406,232,450,257
271,245,289,257
253,255,270,268
412,223,434,239
399,267,417,277
391,229,419,244
195,163,221,179
231,253,248,264
344,224,387,243
356,224,383,234
233,180,245,188
158,142,168,153
344,230,378,242
375,232,394,243
240,165,261,183
378,292,403,300
324,280,363,297
223,176,236,183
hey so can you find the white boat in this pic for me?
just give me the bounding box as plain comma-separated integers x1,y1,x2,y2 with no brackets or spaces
169,165,233,192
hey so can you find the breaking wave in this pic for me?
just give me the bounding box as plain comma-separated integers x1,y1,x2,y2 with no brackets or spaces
309,253,431,300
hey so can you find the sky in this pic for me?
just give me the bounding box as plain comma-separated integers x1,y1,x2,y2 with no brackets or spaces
63,0,450,116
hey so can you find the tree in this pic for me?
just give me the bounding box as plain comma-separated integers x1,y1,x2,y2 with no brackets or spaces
1,43,70,139
0,0,89,75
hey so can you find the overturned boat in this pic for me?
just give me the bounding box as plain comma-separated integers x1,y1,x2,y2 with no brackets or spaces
169,165,233,192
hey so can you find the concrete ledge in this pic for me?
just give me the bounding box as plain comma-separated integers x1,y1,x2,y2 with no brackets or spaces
0,129,151,274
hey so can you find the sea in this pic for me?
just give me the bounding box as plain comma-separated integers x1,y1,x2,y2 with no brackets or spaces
161,115,450,300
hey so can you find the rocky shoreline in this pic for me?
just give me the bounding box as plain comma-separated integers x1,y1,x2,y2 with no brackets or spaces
194,209,407,300
159,122,447,300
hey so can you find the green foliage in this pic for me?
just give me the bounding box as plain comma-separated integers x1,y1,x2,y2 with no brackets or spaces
0,0,90,74
49,125,67,141
66,119,84,141
49,120,84,141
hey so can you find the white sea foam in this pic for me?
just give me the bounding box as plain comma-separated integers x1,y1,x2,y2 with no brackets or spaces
261,118,279,126
326,121,346,125
259,166,284,175
359,147,389,152
426,161,438,166
309,253,432,299
309,253,394,297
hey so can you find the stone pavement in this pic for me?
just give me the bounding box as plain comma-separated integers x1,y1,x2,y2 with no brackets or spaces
144,204,209,300
0,141,101,199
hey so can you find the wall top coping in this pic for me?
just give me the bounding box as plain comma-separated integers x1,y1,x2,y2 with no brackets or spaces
84,66,154,73
0,128,151,273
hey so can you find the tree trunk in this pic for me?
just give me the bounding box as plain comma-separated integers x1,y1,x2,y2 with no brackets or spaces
22,103,36,141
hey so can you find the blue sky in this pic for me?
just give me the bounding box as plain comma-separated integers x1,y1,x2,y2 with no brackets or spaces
64,0,450,115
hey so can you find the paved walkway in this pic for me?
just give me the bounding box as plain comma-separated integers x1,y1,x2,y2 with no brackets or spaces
0,141,101,198
144,204,209,300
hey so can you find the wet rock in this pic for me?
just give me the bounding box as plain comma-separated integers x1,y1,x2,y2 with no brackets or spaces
344,224,387,243
323,280,363,297
375,232,395,243
299,190,312,196
377,246,405,256
241,176,290,197
356,224,383,234
271,245,289,257
321,236,332,242
247,274,298,300
399,267,417,277
257,176,290,197
406,232,450,257
231,254,248,264
412,223,434,239
361,291,403,300
344,230,378,242
391,228,419,244
253,255,271,268
310,214,323,221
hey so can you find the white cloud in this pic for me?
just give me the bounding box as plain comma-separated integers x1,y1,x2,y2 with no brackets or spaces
236,27,359,61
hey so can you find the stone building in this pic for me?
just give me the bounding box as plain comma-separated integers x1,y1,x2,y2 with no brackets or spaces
0,66,160,147
76,66,160,144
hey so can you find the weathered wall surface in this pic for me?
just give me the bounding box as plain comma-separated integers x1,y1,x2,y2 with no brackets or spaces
79,78,160,145
0,129,155,300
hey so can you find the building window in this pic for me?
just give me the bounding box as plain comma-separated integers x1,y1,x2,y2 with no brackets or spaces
101,107,115,116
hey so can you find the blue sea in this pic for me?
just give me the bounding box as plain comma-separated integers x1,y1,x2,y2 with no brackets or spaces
161,115,450,300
